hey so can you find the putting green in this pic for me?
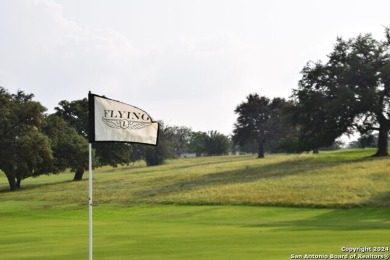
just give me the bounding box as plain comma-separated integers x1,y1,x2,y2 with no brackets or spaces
0,202,389,259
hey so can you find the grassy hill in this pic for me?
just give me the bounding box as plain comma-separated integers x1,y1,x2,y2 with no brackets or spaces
1,148,389,208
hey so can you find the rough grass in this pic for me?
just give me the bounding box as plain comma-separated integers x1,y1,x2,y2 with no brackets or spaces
1,148,389,208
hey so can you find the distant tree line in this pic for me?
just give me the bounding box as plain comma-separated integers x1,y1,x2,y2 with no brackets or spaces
348,133,390,149
1,28,389,191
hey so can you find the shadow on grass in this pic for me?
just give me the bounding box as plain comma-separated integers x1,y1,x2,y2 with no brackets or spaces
135,155,374,199
0,179,79,193
363,191,390,208
245,207,390,231
128,156,253,175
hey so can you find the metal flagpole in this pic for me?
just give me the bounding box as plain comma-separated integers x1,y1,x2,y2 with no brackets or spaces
89,143,93,260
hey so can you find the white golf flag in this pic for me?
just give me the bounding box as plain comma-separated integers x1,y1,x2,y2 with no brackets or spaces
89,92,159,145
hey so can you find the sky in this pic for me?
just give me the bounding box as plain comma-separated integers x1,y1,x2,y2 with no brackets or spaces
1,0,389,136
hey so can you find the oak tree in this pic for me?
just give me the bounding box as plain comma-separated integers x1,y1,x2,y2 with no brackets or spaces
233,94,287,158
292,29,390,156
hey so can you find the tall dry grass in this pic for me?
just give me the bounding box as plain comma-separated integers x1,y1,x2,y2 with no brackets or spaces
1,149,389,208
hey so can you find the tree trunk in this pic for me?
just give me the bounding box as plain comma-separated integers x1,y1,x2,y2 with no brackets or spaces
15,170,23,189
373,125,389,157
257,144,265,158
73,169,84,181
16,177,21,189
5,173,17,191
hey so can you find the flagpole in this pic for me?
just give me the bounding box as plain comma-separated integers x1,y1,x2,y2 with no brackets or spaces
87,92,159,260
88,143,93,260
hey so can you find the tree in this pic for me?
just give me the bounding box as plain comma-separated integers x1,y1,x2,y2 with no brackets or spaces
42,114,89,181
188,131,208,156
187,130,230,156
55,99,89,138
205,130,230,156
144,144,165,166
232,94,287,158
261,100,301,153
163,125,192,157
358,133,376,149
144,121,173,166
292,29,390,156
0,87,53,191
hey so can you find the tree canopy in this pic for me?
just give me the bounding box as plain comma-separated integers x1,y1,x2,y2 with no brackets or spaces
0,87,53,190
232,94,287,158
205,130,230,156
292,29,390,156
42,114,89,180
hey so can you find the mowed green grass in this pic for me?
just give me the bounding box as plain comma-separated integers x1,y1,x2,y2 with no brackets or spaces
1,202,389,259
1,149,389,259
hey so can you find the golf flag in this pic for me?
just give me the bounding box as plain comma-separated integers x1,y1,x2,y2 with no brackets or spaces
88,92,159,145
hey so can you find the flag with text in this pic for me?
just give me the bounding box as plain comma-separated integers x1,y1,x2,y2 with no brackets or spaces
88,92,159,145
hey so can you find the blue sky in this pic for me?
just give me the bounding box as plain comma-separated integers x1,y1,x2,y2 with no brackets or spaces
1,0,389,136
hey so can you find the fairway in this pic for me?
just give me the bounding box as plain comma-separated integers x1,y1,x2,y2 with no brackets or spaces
1,150,390,259
1,202,389,260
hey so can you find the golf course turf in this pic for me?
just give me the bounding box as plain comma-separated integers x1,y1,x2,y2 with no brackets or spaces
1,149,389,259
